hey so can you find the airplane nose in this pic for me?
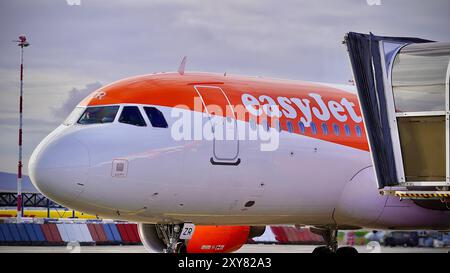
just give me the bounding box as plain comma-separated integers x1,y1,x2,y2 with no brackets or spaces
28,134,90,205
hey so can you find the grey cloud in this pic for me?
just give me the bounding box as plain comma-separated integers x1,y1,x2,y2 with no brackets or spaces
52,82,102,120
1,0,449,83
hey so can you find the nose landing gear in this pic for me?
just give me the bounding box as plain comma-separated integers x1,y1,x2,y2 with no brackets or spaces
155,224,186,253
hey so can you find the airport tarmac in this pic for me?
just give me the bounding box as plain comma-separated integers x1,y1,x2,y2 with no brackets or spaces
0,244,449,253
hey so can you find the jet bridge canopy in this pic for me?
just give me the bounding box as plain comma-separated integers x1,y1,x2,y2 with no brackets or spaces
345,32,450,193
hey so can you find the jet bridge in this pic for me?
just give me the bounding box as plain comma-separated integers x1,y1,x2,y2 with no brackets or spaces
344,32,450,205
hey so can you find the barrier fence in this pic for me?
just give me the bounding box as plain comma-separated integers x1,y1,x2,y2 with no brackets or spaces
0,220,141,246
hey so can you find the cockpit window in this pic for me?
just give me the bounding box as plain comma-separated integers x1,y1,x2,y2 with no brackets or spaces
78,106,119,125
144,107,168,128
63,107,85,126
119,106,147,127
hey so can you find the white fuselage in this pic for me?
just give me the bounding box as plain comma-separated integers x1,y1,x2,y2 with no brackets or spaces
28,75,450,231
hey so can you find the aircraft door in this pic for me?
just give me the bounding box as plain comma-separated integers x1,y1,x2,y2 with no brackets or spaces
194,85,240,165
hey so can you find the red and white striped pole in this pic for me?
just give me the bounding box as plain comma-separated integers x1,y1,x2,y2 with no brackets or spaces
14,35,29,222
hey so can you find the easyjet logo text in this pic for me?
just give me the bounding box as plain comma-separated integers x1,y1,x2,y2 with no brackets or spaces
241,93,362,126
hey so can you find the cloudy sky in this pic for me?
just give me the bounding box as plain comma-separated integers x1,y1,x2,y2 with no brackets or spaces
0,0,449,174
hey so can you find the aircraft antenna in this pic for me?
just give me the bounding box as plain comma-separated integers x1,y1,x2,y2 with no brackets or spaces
178,56,187,75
